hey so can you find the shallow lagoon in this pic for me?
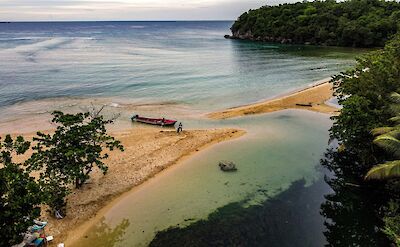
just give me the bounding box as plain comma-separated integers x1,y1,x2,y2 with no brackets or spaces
72,110,332,247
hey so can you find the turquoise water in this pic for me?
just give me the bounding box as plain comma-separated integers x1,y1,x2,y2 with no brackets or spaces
72,110,332,247
1,22,365,245
0,21,359,126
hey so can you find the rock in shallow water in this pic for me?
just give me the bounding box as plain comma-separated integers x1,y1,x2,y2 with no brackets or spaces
218,161,237,172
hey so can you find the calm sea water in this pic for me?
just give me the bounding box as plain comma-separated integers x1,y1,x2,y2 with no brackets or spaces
1,22,371,246
0,21,359,126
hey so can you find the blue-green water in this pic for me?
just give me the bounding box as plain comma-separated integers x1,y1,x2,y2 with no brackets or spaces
73,110,333,247
1,21,368,246
0,21,359,127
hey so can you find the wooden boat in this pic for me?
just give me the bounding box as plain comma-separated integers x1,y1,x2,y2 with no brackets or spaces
131,114,177,127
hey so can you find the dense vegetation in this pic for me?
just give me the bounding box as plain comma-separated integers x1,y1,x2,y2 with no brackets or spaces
324,33,400,244
230,0,400,47
0,136,41,247
0,110,123,246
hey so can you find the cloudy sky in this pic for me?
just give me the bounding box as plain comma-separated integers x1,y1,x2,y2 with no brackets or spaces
0,0,292,21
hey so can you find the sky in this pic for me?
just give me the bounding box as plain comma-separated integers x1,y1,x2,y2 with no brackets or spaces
0,0,293,21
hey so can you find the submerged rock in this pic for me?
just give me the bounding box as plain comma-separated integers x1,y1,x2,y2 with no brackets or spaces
218,161,237,172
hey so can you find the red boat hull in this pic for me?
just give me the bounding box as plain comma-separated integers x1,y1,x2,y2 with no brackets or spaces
131,115,177,126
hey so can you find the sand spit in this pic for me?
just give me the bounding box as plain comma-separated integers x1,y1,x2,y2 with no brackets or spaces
207,80,338,119
35,127,245,244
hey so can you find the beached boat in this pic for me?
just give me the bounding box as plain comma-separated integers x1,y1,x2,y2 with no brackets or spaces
131,114,177,127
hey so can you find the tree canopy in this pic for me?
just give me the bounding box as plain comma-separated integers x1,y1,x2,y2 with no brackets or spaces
27,110,124,215
324,33,400,244
230,0,400,47
0,109,124,244
0,135,41,246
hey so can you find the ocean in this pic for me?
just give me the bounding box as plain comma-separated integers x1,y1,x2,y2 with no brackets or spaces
0,21,359,130
1,21,368,246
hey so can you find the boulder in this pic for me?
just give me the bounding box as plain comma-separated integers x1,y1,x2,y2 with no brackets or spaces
218,161,237,172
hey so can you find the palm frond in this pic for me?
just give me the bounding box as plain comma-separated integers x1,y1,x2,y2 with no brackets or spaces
365,160,400,180
387,128,400,139
389,104,400,115
371,127,394,136
389,116,400,123
389,92,400,104
373,133,400,158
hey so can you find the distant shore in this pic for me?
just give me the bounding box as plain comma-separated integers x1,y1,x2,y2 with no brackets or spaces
38,127,245,245
207,78,338,119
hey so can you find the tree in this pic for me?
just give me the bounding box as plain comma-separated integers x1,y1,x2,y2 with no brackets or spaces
230,0,400,47
365,92,400,180
382,200,400,246
0,135,42,246
330,35,400,175
323,33,400,245
28,110,124,215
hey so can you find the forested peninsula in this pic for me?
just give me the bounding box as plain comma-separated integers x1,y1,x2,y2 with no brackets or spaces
227,0,400,47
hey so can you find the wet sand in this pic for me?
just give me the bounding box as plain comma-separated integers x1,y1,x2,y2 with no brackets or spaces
207,79,338,119
34,127,245,245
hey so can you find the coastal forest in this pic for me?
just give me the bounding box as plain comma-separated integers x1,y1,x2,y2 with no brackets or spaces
230,0,400,47
323,33,400,245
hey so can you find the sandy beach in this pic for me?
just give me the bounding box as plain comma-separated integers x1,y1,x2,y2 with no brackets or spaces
3,78,338,246
27,127,245,244
207,79,338,119
3,78,339,246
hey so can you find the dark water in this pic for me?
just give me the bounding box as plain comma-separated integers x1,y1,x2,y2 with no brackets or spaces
150,178,330,247
147,153,391,247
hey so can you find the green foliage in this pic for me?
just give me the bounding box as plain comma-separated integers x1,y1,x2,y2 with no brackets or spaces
330,35,400,175
0,135,41,246
365,89,400,180
27,110,124,215
366,160,400,180
383,200,400,245
231,0,400,47
326,33,400,244
0,109,123,244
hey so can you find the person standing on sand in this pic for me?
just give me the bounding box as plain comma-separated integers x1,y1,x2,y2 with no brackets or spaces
177,122,183,133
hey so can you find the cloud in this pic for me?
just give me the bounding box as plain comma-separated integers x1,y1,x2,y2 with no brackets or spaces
0,0,266,21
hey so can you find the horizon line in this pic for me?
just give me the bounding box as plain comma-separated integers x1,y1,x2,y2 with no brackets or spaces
0,20,235,23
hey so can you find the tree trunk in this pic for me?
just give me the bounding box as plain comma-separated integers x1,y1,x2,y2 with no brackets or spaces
75,177,82,188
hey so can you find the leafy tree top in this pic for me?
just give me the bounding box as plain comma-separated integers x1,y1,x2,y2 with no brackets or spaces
0,135,41,246
231,0,400,47
28,110,124,189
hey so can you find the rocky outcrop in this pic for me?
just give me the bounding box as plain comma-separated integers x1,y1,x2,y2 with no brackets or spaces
224,31,293,44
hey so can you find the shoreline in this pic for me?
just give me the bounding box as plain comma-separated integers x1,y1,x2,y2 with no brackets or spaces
5,78,337,245
40,127,246,245
207,78,338,119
